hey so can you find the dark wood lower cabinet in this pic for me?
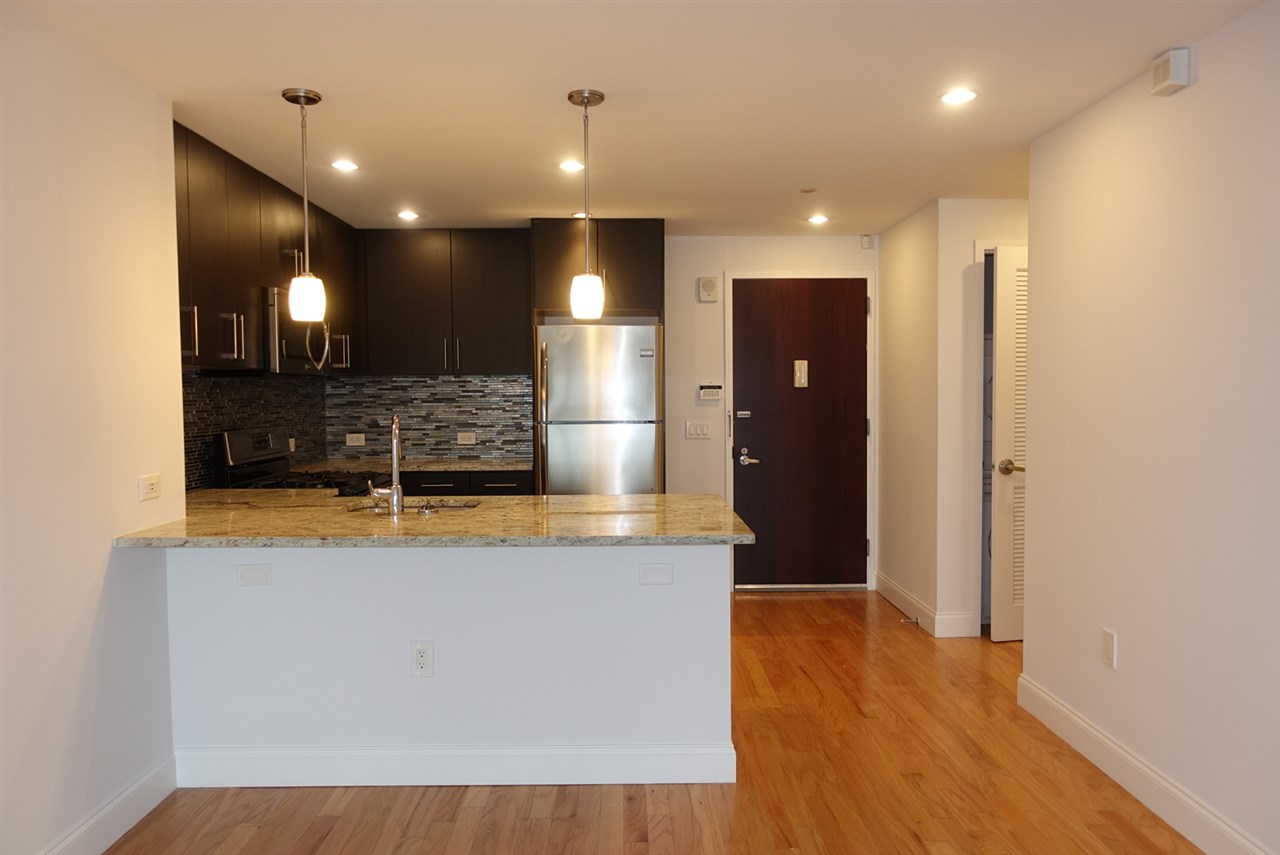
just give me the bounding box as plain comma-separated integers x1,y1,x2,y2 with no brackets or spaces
402,471,532,496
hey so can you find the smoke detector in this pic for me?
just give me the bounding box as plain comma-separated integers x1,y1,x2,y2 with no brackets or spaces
1151,48,1190,96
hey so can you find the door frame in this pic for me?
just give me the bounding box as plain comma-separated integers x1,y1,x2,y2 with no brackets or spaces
969,240,1027,635
723,270,878,591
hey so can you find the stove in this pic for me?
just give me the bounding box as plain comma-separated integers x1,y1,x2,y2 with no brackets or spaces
216,427,391,497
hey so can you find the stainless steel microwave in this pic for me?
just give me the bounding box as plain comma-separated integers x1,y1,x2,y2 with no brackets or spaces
264,286,350,374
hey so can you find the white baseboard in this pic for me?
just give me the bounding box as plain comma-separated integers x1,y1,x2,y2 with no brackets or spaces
175,743,737,787
875,576,976,638
38,754,175,855
1018,676,1273,855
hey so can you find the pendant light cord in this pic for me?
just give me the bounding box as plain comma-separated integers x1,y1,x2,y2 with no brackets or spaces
300,104,311,276
582,99,591,274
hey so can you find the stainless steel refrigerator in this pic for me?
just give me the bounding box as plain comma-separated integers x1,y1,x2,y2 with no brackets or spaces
535,323,664,495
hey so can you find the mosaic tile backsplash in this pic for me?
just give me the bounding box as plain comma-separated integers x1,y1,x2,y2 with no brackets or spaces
183,372,327,489
324,375,533,462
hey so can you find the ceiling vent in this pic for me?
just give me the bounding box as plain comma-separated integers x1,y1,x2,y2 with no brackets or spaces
1151,48,1190,96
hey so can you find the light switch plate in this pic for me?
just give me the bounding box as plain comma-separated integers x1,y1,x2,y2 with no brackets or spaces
457,431,477,445
345,433,365,447
685,420,711,439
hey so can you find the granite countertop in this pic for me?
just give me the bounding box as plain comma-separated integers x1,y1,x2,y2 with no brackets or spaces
294,458,532,474
114,491,754,548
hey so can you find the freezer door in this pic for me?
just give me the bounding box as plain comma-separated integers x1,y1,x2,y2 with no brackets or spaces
537,325,662,422
539,423,664,495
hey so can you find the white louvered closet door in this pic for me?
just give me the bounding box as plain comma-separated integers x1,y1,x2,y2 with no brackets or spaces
991,246,1029,643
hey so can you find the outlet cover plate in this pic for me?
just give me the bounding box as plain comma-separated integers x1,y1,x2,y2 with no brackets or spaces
411,640,434,677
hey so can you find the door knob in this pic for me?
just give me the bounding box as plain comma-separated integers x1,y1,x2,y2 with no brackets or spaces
997,458,1025,475
739,447,761,466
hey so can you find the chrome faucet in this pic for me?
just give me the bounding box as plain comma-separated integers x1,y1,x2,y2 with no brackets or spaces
368,414,405,515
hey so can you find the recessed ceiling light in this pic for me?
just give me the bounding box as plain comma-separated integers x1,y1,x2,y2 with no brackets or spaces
331,159,359,172
560,160,584,172
398,210,419,221
800,187,817,194
808,214,829,225
941,88,977,105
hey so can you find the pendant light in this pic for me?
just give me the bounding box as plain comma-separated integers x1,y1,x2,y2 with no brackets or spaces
568,89,605,319
281,87,330,369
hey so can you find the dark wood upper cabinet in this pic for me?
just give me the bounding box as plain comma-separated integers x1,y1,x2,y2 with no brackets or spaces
185,129,246,367
450,229,532,374
363,230,453,375
315,207,363,371
362,229,531,376
259,175,303,293
598,219,664,312
225,154,262,367
531,218,663,313
174,123,195,360
531,218,595,310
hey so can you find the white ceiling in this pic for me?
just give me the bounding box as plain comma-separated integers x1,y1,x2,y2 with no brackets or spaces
23,0,1257,235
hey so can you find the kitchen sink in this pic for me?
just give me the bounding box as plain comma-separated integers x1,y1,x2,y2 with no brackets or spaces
347,497,480,514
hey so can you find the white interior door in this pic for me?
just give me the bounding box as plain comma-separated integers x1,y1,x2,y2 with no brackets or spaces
990,246,1029,642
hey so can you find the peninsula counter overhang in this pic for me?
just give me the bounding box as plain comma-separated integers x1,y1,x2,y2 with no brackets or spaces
115,491,755,549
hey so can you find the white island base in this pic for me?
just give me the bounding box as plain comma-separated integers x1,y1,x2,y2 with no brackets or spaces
166,544,733,788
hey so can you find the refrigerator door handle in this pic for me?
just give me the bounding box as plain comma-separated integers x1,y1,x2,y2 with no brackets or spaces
538,341,550,495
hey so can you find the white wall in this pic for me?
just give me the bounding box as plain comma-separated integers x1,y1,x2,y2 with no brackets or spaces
877,200,1027,635
1,7,184,854
664,236,878,500
878,204,941,615
1019,4,1279,853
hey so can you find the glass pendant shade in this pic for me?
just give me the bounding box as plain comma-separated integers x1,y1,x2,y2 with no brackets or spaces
570,273,605,319
289,273,327,322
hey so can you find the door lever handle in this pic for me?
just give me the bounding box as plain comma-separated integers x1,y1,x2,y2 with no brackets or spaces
996,458,1025,475
739,447,761,466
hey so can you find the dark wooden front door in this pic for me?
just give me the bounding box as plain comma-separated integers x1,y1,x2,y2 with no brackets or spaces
731,278,868,586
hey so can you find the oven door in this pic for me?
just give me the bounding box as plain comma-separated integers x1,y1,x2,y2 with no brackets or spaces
265,286,327,375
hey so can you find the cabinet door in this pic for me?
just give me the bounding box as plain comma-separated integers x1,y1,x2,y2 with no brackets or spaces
316,208,362,371
225,154,262,367
470,471,534,495
364,230,452,374
402,472,469,496
598,219,664,312
531,218,596,311
259,176,303,294
451,229,532,374
185,130,239,366
174,124,196,362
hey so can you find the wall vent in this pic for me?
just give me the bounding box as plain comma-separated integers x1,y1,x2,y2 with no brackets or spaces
1151,48,1190,96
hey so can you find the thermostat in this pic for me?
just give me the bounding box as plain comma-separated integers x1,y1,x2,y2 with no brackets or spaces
698,384,723,400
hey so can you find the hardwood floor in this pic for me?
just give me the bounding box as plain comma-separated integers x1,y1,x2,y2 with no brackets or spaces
105,593,1201,854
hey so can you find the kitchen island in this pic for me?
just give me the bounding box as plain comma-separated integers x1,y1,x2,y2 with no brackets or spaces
116,492,752,788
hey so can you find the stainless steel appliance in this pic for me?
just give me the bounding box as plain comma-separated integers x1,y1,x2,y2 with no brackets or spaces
264,287,351,374
217,426,388,496
534,323,664,494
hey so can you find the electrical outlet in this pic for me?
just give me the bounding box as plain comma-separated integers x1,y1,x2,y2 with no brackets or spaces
411,640,434,677
138,473,161,501
457,431,477,446
1101,628,1117,669
346,433,365,447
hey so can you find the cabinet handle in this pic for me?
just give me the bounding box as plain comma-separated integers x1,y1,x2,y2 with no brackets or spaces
238,313,246,360
480,482,517,488
443,338,449,371
332,334,351,369
191,305,200,357
455,338,461,372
